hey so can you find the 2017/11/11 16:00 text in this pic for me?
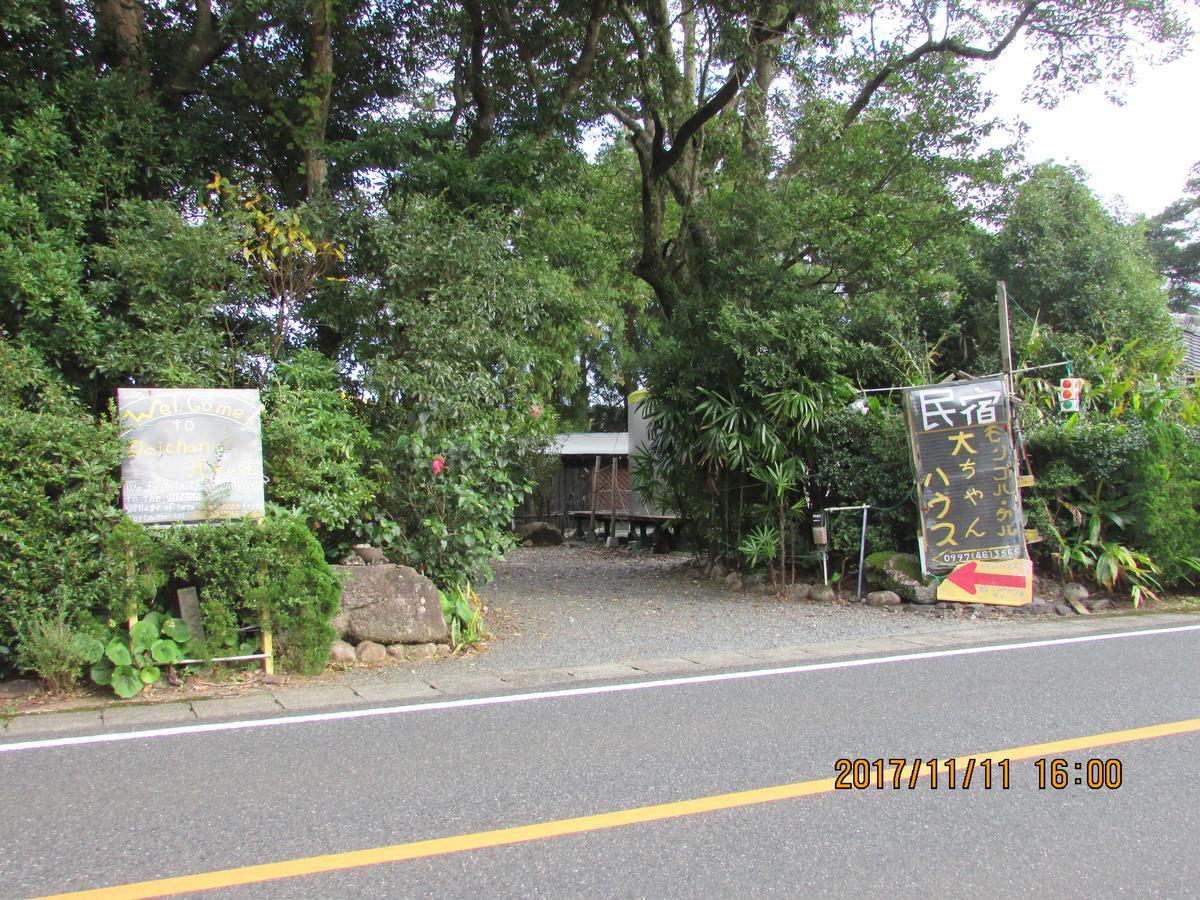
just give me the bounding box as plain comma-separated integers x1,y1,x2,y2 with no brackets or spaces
833,758,1124,790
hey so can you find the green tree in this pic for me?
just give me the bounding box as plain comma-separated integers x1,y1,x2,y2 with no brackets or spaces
1147,163,1200,311
986,164,1175,350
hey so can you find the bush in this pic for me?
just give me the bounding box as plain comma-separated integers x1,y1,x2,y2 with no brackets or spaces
362,409,549,588
151,512,341,674
13,609,94,693
1126,423,1200,586
1025,418,1200,588
0,341,123,657
262,350,376,551
809,407,916,555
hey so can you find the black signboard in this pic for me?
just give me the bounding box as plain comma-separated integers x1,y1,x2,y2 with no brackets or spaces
903,377,1025,573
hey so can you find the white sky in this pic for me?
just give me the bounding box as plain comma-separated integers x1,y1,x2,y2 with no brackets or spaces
982,10,1200,218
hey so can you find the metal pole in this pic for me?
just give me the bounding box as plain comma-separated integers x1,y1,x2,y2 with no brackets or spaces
609,457,618,540
857,505,869,601
821,505,871,598
588,455,599,539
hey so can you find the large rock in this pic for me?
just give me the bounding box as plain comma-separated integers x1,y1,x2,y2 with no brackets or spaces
864,552,936,604
352,544,390,565
329,640,356,663
809,584,837,603
866,590,902,607
516,521,565,546
355,640,387,663
1063,582,1090,604
787,583,812,601
332,564,450,645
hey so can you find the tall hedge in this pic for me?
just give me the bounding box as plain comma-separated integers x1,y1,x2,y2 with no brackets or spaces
0,341,123,657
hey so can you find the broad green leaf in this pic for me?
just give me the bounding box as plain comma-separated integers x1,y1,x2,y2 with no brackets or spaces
151,639,183,665
162,618,192,643
90,662,113,686
130,619,157,652
105,638,132,667
140,665,161,684
111,666,144,698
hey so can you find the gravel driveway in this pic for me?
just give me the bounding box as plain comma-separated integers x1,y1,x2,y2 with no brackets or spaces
391,544,1017,675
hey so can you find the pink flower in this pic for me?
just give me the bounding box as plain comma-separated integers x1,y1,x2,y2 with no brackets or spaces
531,403,543,419
431,455,445,475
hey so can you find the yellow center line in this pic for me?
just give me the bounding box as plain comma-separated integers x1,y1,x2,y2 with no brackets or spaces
41,717,1200,899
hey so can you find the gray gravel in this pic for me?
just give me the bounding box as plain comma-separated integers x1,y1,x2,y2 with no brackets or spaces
349,544,1019,680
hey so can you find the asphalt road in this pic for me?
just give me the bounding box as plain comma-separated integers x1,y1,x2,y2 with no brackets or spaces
2,624,1198,898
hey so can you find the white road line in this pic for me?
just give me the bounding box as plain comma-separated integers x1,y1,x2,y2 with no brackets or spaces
3,623,1198,754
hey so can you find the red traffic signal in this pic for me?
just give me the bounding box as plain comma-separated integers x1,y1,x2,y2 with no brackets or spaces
1058,377,1082,412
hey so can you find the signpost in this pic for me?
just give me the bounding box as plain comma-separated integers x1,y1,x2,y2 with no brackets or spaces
117,388,265,525
936,558,1033,606
116,387,272,671
904,377,1026,586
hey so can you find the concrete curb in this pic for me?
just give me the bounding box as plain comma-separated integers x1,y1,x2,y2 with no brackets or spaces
2,610,1196,743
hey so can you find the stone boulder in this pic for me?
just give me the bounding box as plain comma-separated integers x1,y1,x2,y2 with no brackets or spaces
329,640,357,664
355,640,387,663
787,583,812,601
866,590,903,607
809,584,838,603
517,521,565,546
864,552,936,604
352,544,389,565
331,564,449,645
1063,582,1090,604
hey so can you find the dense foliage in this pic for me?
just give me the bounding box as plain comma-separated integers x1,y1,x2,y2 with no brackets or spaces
0,341,124,664
3,0,1199,686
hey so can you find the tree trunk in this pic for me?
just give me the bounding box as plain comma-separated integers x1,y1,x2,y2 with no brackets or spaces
93,0,151,94
304,0,334,198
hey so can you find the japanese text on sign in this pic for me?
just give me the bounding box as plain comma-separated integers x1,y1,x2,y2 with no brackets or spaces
904,378,1025,573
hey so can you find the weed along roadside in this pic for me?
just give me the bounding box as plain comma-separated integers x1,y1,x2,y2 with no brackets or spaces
5,539,1193,728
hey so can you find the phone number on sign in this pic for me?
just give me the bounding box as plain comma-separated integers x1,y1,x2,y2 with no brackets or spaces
939,547,1021,565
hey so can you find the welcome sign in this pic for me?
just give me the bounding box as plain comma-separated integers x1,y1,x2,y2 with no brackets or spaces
117,388,265,525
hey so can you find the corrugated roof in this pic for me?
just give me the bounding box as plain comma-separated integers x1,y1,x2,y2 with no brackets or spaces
1174,310,1200,373
546,432,629,456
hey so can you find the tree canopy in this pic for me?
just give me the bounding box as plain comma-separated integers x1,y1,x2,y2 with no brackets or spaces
1,0,1196,583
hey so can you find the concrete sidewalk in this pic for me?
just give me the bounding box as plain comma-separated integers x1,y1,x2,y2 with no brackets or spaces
2,610,1195,743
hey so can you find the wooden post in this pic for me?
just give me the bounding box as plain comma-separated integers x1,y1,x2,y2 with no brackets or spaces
261,608,274,675
256,522,275,675
997,281,1014,398
125,544,137,632
589,455,600,539
998,279,1028,480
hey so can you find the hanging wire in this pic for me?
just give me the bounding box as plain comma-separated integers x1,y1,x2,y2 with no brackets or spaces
1006,291,1074,376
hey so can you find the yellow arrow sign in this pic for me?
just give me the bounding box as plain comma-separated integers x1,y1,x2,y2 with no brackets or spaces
937,558,1032,606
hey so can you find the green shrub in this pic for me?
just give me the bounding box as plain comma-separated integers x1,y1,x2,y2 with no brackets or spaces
262,350,376,550
1025,418,1200,589
152,512,341,674
810,407,916,555
86,611,193,698
362,396,552,588
1126,423,1200,586
0,341,123,656
13,608,94,693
